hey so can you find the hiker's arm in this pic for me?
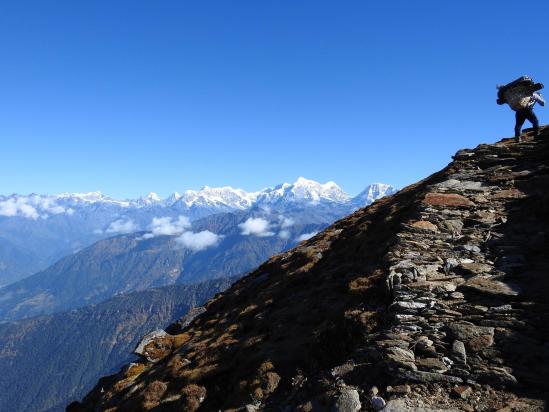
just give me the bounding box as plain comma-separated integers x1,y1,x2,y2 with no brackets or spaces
533,92,545,106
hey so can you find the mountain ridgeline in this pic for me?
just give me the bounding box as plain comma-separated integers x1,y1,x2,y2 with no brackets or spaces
0,180,394,287
72,127,549,411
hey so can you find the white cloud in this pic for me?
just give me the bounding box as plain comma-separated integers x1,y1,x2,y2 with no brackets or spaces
278,229,291,240
0,196,74,219
150,216,191,236
279,216,294,228
239,217,274,237
106,218,138,234
176,230,221,251
296,231,318,242
0,198,40,219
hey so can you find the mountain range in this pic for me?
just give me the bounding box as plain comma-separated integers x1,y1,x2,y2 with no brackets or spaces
0,179,395,287
0,178,396,411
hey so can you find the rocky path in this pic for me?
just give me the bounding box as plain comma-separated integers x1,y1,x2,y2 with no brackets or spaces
350,128,549,411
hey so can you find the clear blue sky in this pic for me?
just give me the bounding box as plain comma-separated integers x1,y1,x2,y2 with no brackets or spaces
1,1,548,198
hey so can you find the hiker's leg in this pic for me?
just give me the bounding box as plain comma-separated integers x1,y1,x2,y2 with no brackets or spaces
525,109,540,135
515,110,527,138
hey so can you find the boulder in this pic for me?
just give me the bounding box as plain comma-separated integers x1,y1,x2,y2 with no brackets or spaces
385,347,417,370
334,389,361,412
447,323,494,352
134,329,174,363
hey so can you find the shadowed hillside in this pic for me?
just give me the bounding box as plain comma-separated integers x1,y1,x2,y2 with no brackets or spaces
0,278,233,412
70,127,549,411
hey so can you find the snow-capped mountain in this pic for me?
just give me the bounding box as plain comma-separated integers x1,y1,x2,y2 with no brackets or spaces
256,177,350,207
0,178,396,286
352,183,398,207
175,186,258,210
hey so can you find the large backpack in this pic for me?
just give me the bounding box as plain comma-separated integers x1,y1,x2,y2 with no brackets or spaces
497,76,544,108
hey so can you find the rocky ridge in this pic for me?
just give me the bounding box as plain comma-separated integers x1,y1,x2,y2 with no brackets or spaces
70,127,549,411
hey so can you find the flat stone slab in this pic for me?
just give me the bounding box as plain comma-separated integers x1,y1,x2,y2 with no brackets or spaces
460,277,519,297
395,369,463,384
383,399,462,411
433,179,487,192
424,193,475,207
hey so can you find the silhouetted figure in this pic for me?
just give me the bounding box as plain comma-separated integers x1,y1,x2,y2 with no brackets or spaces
497,76,544,141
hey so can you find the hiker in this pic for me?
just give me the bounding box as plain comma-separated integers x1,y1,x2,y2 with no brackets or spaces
497,76,544,141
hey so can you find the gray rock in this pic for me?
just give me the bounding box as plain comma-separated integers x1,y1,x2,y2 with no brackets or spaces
385,347,417,370
416,358,448,373
334,389,361,412
451,340,467,364
439,219,464,235
383,399,461,411
395,368,463,384
331,361,355,378
371,395,386,411
434,179,486,192
391,301,427,311
457,245,481,253
474,367,518,387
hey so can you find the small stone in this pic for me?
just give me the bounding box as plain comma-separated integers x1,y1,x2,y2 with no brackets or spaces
371,396,386,411
415,336,433,349
452,385,472,399
369,386,379,396
411,220,439,232
450,292,465,299
451,340,467,365
439,219,464,235
386,384,411,395
331,362,355,378
416,357,448,372
385,347,417,370
458,244,481,253
390,301,427,311
442,357,454,366
334,389,361,412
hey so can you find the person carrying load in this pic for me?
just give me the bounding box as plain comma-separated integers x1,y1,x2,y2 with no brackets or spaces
497,75,544,141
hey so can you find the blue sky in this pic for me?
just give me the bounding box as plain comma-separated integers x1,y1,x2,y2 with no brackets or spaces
1,1,548,198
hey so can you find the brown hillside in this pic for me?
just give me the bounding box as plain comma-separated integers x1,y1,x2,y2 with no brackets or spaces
70,127,549,412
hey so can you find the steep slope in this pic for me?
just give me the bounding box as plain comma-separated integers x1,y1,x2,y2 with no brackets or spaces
72,127,549,412
0,277,234,412
0,237,45,287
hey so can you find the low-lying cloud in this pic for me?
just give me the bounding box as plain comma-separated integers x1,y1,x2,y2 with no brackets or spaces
106,219,138,234
150,216,191,236
239,217,274,237
296,231,318,242
0,196,74,220
176,230,221,251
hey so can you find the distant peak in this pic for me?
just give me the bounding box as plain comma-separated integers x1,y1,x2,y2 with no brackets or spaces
144,192,161,201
